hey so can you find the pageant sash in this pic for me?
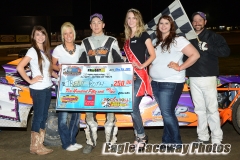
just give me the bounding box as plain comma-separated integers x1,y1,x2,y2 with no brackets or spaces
123,39,153,97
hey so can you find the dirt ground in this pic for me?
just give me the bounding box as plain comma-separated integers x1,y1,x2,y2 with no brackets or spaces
0,121,240,160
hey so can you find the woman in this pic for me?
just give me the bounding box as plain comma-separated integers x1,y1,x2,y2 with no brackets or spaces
149,15,200,150
17,26,58,155
123,8,156,149
52,22,82,151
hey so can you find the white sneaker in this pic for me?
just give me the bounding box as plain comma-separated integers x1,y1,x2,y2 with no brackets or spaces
73,143,83,149
66,145,78,151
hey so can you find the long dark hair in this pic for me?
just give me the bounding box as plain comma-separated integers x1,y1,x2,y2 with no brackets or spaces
31,26,52,76
154,15,177,52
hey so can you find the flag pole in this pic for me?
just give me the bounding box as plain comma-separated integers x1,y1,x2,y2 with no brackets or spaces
177,0,199,42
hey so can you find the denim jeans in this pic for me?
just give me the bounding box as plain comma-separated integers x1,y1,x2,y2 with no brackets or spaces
131,74,145,137
58,111,80,149
30,87,52,132
55,85,80,149
151,81,183,144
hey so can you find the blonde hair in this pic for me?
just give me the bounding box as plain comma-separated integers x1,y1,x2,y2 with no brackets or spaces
60,22,76,42
124,8,146,40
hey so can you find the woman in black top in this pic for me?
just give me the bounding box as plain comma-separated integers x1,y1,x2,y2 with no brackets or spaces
123,8,156,150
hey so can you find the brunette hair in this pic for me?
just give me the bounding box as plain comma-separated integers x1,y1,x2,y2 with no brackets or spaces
155,15,178,52
124,8,146,40
31,25,52,75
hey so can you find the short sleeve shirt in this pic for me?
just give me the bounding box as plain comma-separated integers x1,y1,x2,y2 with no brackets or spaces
26,47,53,89
129,32,150,64
52,44,81,64
149,36,190,83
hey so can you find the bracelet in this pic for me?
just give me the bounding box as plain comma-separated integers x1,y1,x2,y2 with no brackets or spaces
178,66,181,72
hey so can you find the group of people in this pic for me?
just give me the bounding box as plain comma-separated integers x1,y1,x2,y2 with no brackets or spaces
16,9,230,155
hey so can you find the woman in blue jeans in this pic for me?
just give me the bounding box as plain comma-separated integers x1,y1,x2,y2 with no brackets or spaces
123,8,156,149
17,26,58,155
52,22,82,151
149,15,200,149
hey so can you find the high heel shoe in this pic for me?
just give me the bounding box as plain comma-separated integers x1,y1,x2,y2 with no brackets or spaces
130,135,148,151
137,135,148,151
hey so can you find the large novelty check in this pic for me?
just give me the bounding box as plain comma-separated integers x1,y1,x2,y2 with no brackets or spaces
56,63,133,112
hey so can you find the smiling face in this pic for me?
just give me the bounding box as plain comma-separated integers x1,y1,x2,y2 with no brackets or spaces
90,17,105,36
34,30,46,46
192,14,207,34
127,12,137,30
63,27,74,43
158,18,171,36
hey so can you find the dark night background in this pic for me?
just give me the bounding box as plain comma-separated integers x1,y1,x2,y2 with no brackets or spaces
0,0,240,34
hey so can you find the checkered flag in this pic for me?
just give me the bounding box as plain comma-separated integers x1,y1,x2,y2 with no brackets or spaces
145,0,197,41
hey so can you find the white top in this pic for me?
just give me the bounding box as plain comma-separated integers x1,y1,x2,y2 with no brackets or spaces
26,47,53,89
52,44,81,64
149,36,190,83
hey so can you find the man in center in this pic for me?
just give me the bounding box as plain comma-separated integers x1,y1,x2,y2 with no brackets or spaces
78,13,124,154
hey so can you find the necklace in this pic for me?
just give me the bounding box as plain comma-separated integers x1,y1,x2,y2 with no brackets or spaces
63,43,76,55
